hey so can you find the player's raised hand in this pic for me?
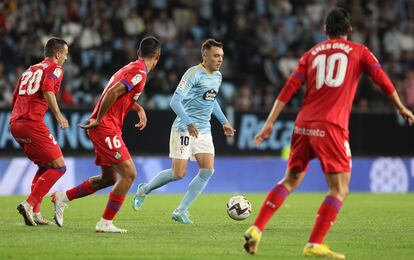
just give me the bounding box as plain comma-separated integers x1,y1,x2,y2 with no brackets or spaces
223,123,236,137
135,108,147,130
187,123,199,138
254,122,274,146
399,107,414,126
78,118,100,129
57,115,69,130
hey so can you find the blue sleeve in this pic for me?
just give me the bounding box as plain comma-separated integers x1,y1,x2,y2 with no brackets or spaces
175,66,199,97
170,93,193,126
212,100,228,125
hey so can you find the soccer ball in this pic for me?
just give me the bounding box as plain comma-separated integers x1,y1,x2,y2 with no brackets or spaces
226,196,252,221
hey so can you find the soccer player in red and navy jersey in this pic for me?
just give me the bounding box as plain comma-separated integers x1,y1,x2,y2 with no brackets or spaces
51,36,161,233
10,37,69,226
243,8,414,258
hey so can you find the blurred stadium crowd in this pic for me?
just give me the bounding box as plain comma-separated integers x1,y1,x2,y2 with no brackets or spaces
0,0,413,111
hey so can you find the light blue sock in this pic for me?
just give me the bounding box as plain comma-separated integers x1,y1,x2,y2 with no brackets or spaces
143,169,179,194
177,168,214,211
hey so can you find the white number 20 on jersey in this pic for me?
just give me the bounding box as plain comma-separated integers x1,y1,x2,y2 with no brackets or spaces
312,53,348,90
18,69,43,95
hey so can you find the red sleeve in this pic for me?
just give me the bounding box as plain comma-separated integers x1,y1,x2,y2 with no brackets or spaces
42,65,63,93
120,68,146,92
361,47,395,96
277,53,307,103
368,68,395,96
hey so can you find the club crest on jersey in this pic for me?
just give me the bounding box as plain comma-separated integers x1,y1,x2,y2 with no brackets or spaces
53,68,62,78
203,89,217,101
131,74,142,85
114,152,122,160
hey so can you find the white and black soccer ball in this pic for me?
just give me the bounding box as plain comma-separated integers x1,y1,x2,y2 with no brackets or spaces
226,195,252,221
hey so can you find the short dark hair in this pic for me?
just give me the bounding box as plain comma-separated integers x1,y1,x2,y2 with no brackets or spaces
325,8,352,38
139,36,161,58
201,39,223,53
44,37,68,58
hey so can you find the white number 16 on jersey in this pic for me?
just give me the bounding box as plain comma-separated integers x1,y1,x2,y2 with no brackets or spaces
312,53,348,90
105,136,121,149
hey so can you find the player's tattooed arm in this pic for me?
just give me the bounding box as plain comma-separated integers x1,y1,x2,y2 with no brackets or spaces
44,91,68,129
79,82,127,129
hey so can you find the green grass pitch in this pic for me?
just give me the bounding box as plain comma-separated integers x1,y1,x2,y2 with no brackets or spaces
1,193,413,259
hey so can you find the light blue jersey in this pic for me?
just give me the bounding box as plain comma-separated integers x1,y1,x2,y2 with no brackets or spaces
171,64,222,133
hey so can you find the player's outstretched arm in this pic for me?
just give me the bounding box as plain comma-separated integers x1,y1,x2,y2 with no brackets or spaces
254,99,286,146
367,63,414,125
132,102,147,130
388,91,414,125
79,82,127,129
255,67,303,146
44,91,68,129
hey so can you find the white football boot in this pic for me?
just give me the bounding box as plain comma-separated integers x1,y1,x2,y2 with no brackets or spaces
16,201,37,226
95,218,127,233
51,192,68,227
33,212,55,226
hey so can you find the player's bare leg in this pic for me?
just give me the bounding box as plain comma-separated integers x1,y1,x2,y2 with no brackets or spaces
279,168,307,191
304,172,350,259
172,158,189,179
111,159,137,195
19,156,66,226
325,171,350,201
244,168,306,254
89,166,117,190
96,159,136,233
172,154,214,224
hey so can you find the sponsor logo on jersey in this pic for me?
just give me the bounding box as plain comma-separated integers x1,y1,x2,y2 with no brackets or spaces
131,74,142,85
177,80,186,89
294,126,325,137
133,93,141,101
53,68,62,78
14,137,32,144
203,89,217,101
114,152,122,160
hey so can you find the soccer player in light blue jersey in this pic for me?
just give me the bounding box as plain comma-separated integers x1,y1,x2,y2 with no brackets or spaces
132,39,236,224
